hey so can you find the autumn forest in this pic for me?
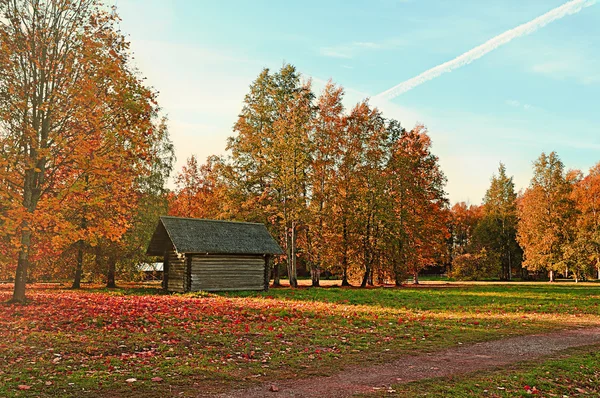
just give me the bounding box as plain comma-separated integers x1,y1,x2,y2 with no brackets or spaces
1,2,600,304
2,1,600,397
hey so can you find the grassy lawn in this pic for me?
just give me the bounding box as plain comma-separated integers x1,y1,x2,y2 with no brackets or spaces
376,345,600,397
1,282,599,397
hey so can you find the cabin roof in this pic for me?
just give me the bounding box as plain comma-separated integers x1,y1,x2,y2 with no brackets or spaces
146,216,284,256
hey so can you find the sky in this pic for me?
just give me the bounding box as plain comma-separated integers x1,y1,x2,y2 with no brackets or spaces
113,0,600,204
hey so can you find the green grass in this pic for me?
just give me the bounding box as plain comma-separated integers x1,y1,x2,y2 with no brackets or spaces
1,282,599,397
377,345,600,397
223,282,600,316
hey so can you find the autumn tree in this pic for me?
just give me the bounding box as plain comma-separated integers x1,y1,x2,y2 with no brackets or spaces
305,82,344,287
0,0,164,300
0,0,103,301
169,155,223,219
220,66,452,288
97,119,175,288
517,152,575,282
67,46,164,288
326,103,370,286
350,103,387,287
226,64,312,287
449,202,483,260
564,166,600,281
473,163,522,280
384,124,448,285
269,73,313,288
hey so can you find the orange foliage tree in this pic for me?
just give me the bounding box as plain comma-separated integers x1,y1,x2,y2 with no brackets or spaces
0,0,164,300
169,155,223,219
168,65,451,288
569,163,600,280
305,82,344,286
384,125,449,284
517,152,576,282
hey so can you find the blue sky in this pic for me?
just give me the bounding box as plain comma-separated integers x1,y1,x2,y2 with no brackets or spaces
114,0,599,204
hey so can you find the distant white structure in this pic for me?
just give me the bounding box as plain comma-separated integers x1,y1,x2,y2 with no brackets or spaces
137,262,164,272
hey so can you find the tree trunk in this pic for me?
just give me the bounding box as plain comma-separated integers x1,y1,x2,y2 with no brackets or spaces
311,265,320,287
394,250,403,287
413,272,419,285
106,255,117,288
597,264,600,281
72,203,88,289
286,223,298,288
507,250,512,281
272,263,281,287
12,168,44,301
72,241,84,289
360,218,372,288
290,224,298,287
11,228,32,303
341,268,351,286
341,220,350,286
549,270,554,282
360,267,370,288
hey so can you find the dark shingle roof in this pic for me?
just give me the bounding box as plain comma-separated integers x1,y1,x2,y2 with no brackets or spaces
146,216,284,256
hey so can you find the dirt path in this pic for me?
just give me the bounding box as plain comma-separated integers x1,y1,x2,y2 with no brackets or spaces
218,326,600,398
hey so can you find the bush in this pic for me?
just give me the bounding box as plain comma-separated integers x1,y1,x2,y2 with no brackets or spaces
451,248,500,281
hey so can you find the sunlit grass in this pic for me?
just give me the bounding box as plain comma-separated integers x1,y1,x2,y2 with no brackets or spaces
0,282,599,397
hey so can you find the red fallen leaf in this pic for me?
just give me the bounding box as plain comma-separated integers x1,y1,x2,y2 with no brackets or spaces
269,385,279,392
151,377,163,382
18,385,31,390
45,381,53,386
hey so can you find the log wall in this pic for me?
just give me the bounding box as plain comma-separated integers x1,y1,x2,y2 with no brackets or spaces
166,248,187,292
190,255,266,292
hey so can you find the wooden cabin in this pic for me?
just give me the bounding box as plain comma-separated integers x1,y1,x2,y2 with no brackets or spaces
146,216,283,292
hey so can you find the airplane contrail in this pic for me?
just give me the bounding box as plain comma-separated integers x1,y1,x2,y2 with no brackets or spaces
374,0,597,100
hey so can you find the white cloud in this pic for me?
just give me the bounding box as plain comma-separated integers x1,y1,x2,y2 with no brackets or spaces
505,99,541,111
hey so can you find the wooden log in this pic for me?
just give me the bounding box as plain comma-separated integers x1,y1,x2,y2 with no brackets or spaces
188,254,266,292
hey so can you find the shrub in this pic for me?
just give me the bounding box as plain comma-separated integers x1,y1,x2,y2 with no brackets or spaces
451,248,500,280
